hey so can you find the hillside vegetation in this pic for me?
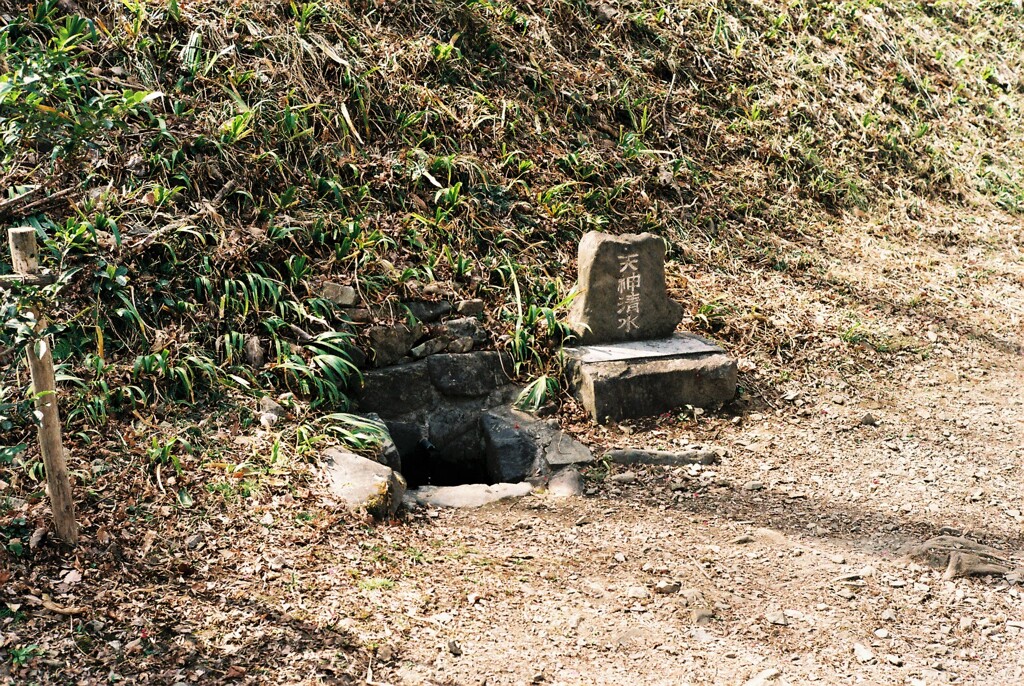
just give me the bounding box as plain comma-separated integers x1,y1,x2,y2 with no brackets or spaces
4,0,1024,681
3,0,1024,428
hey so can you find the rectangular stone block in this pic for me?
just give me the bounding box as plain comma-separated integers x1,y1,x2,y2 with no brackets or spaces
567,231,683,344
566,333,737,423
355,360,434,415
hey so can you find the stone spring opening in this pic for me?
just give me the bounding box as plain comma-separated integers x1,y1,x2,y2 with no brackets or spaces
354,350,593,491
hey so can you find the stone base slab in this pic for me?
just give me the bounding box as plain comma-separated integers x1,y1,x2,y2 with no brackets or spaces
565,333,737,423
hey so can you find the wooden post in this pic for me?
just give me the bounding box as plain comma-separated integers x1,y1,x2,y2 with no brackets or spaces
7,227,77,544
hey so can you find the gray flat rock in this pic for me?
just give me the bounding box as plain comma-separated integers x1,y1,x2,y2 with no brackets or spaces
547,467,584,498
411,482,533,508
605,448,720,466
567,339,737,423
565,333,722,363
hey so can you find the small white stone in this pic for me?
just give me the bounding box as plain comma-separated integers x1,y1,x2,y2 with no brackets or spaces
853,642,875,664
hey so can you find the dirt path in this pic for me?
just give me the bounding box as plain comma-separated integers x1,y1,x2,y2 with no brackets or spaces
355,344,1024,686
7,209,1024,686
358,209,1024,686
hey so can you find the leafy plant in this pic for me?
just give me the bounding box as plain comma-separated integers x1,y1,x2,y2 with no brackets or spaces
8,644,42,667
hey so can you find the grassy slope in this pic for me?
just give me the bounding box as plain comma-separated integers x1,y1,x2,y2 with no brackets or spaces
3,1,1024,396
2,0,1024,679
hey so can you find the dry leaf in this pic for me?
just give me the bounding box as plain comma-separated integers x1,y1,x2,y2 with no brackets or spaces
29,526,47,550
141,530,158,557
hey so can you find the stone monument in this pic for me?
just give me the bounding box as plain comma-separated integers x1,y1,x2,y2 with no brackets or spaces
565,231,737,422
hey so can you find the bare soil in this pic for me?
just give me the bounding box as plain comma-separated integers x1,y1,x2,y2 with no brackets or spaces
6,204,1024,685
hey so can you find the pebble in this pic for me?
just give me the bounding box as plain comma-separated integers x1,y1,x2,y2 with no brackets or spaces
691,607,715,625
613,552,626,563
853,642,876,664
831,554,846,564
731,534,755,544
885,654,904,666
654,580,681,595
743,481,764,491
765,611,789,626
861,412,879,426
625,586,649,599
874,628,889,639
609,471,637,485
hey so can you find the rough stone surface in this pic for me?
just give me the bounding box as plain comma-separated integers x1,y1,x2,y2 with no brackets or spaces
427,351,511,397
605,448,720,466
367,322,424,367
567,341,737,423
544,431,595,467
481,410,541,483
427,400,487,473
323,282,357,307
567,231,683,344
244,335,264,367
547,467,584,497
410,338,448,359
356,361,434,415
404,300,452,323
410,482,533,508
259,395,286,418
456,299,485,316
446,336,474,353
323,448,406,518
443,317,489,345
379,418,426,463
361,413,403,472
483,406,593,477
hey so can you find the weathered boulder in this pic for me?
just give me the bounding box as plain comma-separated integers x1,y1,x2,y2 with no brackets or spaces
323,448,406,519
481,410,540,483
567,232,683,344
486,406,592,467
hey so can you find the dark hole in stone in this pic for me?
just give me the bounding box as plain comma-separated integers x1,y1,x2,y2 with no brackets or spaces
381,404,542,490
399,436,492,489
390,423,494,489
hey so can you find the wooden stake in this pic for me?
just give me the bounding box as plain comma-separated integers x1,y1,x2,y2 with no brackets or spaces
7,227,77,544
